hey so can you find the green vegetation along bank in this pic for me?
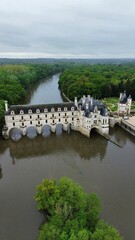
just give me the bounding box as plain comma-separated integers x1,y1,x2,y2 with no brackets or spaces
0,63,65,132
59,64,135,101
35,177,123,240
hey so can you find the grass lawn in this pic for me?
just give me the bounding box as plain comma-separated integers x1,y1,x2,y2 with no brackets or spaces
101,97,135,112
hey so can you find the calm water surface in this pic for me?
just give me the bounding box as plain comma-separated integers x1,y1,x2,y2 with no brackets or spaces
0,74,135,240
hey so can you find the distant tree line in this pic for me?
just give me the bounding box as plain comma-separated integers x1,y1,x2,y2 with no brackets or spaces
0,63,66,132
35,177,123,240
59,64,135,101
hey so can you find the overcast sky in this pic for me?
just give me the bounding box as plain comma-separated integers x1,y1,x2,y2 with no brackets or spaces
0,0,135,58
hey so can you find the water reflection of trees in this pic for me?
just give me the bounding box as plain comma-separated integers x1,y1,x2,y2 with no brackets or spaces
8,131,108,163
0,164,3,179
1,125,135,167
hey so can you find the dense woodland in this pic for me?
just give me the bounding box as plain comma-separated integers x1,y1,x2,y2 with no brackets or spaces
35,177,123,240
59,64,135,101
0,63,64,131
1,62,135,131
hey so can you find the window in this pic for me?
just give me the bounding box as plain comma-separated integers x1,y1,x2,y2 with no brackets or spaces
72,112,74,116
36,109,40,114
20,110,24,114
11,110,15,115
71,107,74,111
72,118,74,121
37,115,39,119
21,116,23,120
13,122,15,126
59,119,60,122
65,113,67,116
12,117,14,120
53,120,54,123
51,108,55,112
30,115,32,119
46,120,48,123
44,109,48,113
30,121,32,125
45,114,47,118
58,108,61,112
22,123,24,126
52,114,54,118
28,109,32,114
59,113,60,117
38,121,40,125
64,107,67,111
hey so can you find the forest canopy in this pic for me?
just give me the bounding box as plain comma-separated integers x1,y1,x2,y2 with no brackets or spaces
59,64,135,101
0,63,64,130
35,177,123,240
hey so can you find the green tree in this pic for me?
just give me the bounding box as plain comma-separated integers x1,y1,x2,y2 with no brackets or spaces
35,177,123,240
91,220,123,240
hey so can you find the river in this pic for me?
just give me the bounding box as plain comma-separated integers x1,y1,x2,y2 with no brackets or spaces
0,74,135,240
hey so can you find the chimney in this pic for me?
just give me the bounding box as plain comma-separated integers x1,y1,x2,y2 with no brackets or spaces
82,95,86,105
4,100,8,112
74,97,78,107
119,93,122,100
90,97,93,106
86,102,89,110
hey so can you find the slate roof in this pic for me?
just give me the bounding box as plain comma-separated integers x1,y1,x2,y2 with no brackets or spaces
120,91,127,104
5,102,77,115
78,97,108,116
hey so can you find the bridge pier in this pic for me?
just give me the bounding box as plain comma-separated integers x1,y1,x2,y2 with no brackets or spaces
2,126,9,139
63,124,69,132
21,127,27,136
36,126,42,134
51,124,56,133
98,126,109,136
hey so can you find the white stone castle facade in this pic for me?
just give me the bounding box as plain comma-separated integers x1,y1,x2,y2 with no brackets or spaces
117,91,132,116
2,95,109,139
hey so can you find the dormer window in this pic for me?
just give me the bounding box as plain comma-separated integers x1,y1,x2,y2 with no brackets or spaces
36,109,40,114
28,109,32,114
71,107,74,111
11,110,15,115
20,110,24,114
58,108,61,112
51,108,55,112
64,107,67,111
44,108,48,113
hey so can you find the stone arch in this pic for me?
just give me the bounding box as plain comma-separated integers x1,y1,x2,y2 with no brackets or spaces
113,121,120,127
90,126,99,137
42,124,51,137
56,123,63,136
9,127,22,141
109,117,121,128
26,126,37,139
91,126,99,130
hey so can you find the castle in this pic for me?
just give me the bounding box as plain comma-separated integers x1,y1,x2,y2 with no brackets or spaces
2,95,109,140
3,91,133,140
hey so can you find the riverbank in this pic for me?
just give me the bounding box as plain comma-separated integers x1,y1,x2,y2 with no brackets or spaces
0,74,135,240
0,64,64,133
60,90,72,102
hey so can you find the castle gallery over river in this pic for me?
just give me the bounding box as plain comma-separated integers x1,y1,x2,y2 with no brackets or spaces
2,92,135,140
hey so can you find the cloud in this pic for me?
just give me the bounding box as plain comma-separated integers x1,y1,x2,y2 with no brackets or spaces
0,0,135,58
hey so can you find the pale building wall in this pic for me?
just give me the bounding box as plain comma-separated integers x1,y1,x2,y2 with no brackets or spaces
3,101,109,139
